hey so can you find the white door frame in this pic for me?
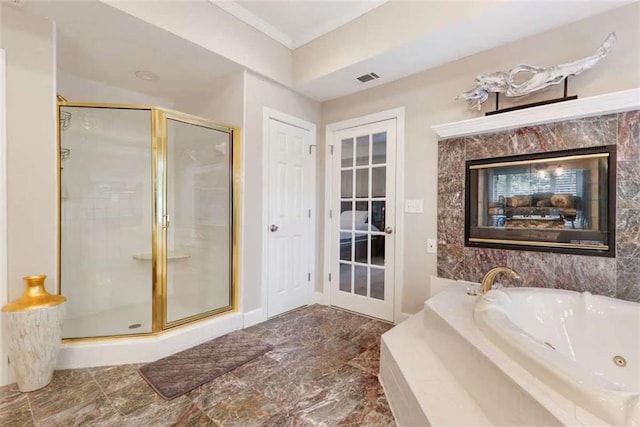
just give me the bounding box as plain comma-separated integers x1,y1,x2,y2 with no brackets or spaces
0,49,9,385
323,107,405,324
261,107,317,321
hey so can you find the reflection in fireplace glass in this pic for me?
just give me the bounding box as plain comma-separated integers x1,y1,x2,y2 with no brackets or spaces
465,146,615,256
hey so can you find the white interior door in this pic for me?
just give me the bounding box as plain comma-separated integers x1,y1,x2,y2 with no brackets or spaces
267,118,316,317
330,119,396,321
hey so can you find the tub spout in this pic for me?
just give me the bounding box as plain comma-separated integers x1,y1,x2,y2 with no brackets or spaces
480,267,521,293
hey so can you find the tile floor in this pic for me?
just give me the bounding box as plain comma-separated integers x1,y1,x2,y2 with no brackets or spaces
0,305,395,426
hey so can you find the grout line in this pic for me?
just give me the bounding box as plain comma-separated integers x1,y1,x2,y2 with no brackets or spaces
90,369,123,417
25,391,36,427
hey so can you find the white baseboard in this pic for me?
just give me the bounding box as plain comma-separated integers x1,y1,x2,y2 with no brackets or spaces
314,291,328,305
56,312,243,369
243,307,267,328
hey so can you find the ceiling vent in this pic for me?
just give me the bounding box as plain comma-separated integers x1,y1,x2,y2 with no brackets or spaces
357,72,380,83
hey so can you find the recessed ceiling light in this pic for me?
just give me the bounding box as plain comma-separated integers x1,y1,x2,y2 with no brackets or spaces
135,70,158,81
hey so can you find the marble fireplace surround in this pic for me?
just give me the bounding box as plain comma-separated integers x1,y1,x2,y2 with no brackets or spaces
432,89,640,302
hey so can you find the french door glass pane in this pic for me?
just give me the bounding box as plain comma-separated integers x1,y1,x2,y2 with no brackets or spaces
340,263,352,292
371,267,384,300
372,167,386,198
356,169,368,198
354,233,368,263
166,119,231,324
356,135,369,166
338,131,387,300
354,265,368,296
341,138,354,167
372,132,387,164
341,170,353,198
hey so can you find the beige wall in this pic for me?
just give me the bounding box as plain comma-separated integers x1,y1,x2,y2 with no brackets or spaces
58,71,174,107
176,71,245,128
243,71,321,312
0,4,57,300
321,3,640,315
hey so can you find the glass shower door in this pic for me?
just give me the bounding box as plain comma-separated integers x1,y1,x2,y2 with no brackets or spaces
60,106,153,338
163,115,233,326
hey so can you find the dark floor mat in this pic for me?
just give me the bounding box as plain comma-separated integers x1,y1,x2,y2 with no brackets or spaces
138,331,273,400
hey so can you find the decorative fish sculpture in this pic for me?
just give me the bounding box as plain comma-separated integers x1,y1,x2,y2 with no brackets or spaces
457,33,616,110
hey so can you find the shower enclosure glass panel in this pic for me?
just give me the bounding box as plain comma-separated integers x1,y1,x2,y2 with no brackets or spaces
60,107,153,338
165,118,232,324
58,103,237,340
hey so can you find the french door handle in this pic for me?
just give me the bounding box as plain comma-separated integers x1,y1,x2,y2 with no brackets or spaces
270,224,279,232
384,226,393,234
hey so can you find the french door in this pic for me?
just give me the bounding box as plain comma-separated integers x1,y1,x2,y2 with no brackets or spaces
330,119,396,321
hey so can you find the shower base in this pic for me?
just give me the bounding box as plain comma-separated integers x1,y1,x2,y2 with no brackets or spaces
57,309,242,370
63,295,229,339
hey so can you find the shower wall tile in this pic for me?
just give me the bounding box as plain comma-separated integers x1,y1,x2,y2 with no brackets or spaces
436,110,640,302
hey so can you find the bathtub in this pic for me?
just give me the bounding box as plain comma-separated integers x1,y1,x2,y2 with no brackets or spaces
474,287,640,426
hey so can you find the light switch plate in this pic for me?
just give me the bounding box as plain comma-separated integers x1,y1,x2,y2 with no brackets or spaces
405,199,424,213
427,238,437,253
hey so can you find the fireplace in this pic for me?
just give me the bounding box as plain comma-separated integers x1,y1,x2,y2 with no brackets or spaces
465,145,616,257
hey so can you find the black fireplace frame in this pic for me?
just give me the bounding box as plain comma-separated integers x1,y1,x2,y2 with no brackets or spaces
464,145,617,257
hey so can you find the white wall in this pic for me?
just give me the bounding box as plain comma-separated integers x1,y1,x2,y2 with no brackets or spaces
0,3,56,385
321,2,640,315
0,4,57,300
243,71,321,313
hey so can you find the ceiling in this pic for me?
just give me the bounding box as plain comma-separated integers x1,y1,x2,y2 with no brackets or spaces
18,0,635,103
212,0,388,49
23,0,242,103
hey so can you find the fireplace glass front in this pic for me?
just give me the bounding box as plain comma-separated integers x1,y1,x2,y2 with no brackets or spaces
465,146,615,257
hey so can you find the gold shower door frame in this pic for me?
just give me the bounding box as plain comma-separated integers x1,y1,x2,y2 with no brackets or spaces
57,102,241,340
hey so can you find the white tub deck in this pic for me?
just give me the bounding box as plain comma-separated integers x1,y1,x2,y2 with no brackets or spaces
380,280,611,426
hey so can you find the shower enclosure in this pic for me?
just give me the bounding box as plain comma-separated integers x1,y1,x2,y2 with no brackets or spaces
57,102,239,339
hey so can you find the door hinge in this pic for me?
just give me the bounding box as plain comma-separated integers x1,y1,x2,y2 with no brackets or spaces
329,145,334,155
309,144,316,155
328,273,332,282
329,209,333,219
308,209,311,218
308,272,311,281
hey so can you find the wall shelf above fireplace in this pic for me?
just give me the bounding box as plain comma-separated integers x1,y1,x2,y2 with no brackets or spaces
432,88,640,140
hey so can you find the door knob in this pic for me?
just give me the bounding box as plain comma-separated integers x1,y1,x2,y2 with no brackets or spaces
270,224,279,232
384,226,393,234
